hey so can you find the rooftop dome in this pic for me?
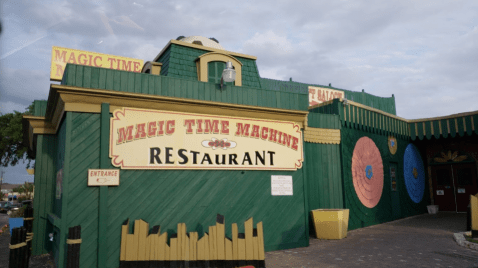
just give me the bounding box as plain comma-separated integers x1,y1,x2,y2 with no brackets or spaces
178,36,225,50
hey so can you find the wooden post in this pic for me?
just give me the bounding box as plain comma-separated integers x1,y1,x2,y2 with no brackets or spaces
98,103,110,268
9,227,28,268
23,206,34,260
66,226,81,268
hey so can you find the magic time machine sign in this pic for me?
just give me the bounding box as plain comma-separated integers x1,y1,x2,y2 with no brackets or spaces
110,108,303,170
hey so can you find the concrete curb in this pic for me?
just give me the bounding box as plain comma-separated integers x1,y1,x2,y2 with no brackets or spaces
454,231,478,250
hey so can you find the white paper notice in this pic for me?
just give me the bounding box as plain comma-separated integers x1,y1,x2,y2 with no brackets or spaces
271,175,293,196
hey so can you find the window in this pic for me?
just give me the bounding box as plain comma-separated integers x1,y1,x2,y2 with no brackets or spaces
208,61,233,86
457,168,473,186
196,52,242,86
436,169,452,186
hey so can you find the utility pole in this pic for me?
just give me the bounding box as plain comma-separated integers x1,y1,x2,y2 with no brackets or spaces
0,170,4,201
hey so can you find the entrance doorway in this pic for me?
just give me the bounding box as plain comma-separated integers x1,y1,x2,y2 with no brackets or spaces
431,163,477,212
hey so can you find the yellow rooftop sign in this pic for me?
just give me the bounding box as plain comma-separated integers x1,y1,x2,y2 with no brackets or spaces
50,46,144,81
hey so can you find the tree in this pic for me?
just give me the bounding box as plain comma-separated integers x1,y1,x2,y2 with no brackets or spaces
0,103,35,167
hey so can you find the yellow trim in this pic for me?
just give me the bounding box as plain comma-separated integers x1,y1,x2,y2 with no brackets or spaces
9,242,27,249
196,52,243,86
348,104,350,123
304,127,340,144
24,85,308,147
415,123,418,137
344,100,407,121
141,61,162,75
463,117,467,132
423,122,426,137
455,118,458,133
343,106,347,122
408,110,478,123
67,239,82,244
309,99,477,137
430,121,434,136
153,39,257,63
447,120,450,134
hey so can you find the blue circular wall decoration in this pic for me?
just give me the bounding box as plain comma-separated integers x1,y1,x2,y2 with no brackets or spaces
403,144,425,203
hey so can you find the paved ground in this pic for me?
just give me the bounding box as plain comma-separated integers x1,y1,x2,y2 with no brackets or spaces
266,212,478,267
0,212,476,267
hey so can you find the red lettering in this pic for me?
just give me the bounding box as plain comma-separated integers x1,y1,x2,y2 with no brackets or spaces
291,136,299,150
133,61,141,72
67,52,77,64
277,131,283,144
88,55,93,66
269,128,278,142
282,133,292,148
147,122,157,137
134,123,147,139
55,64,64,77
121,60,132,71
204,120,219,134
309,88,316,100
94,56,102,67
54,49,67,62
196,119,203,133
117,125,134,144
78,53,88,65
250,125,260,138
157,121,165,135
184,119,195,134
235,123,250,136
107,58,116,69
261,127,269,140
221,121,229,134
166,120,175,135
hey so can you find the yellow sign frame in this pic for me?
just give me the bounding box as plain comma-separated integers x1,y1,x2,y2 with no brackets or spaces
109,108,304,170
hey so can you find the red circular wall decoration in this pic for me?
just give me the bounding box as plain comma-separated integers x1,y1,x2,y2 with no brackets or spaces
352,137,384,208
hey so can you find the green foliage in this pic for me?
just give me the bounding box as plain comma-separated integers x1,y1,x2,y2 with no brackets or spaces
0,103,35,167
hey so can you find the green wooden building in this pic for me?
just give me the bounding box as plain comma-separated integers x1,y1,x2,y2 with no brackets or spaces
23,36,477,268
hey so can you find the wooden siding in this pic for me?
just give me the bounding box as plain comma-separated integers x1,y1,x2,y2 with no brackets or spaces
304,114,343,234
155,44,262,88
60,111,308,268
66,113,101,268
340,128,428,230
34,100,48,117
260,78,396,115
61,64,309,111
32,134,57,255
312,99,409,140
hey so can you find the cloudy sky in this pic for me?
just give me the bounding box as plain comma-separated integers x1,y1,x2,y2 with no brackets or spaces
1,0,477,183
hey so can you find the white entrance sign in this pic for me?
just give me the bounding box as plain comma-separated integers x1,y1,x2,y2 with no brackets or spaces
88,169,120,186
271,175,293,196
109,108,303,170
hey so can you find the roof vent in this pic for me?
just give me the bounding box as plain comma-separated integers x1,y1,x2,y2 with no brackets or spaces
209,37,219,43
192,40,203,46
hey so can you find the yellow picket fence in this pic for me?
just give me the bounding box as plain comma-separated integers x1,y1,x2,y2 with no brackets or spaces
119,214,265,268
